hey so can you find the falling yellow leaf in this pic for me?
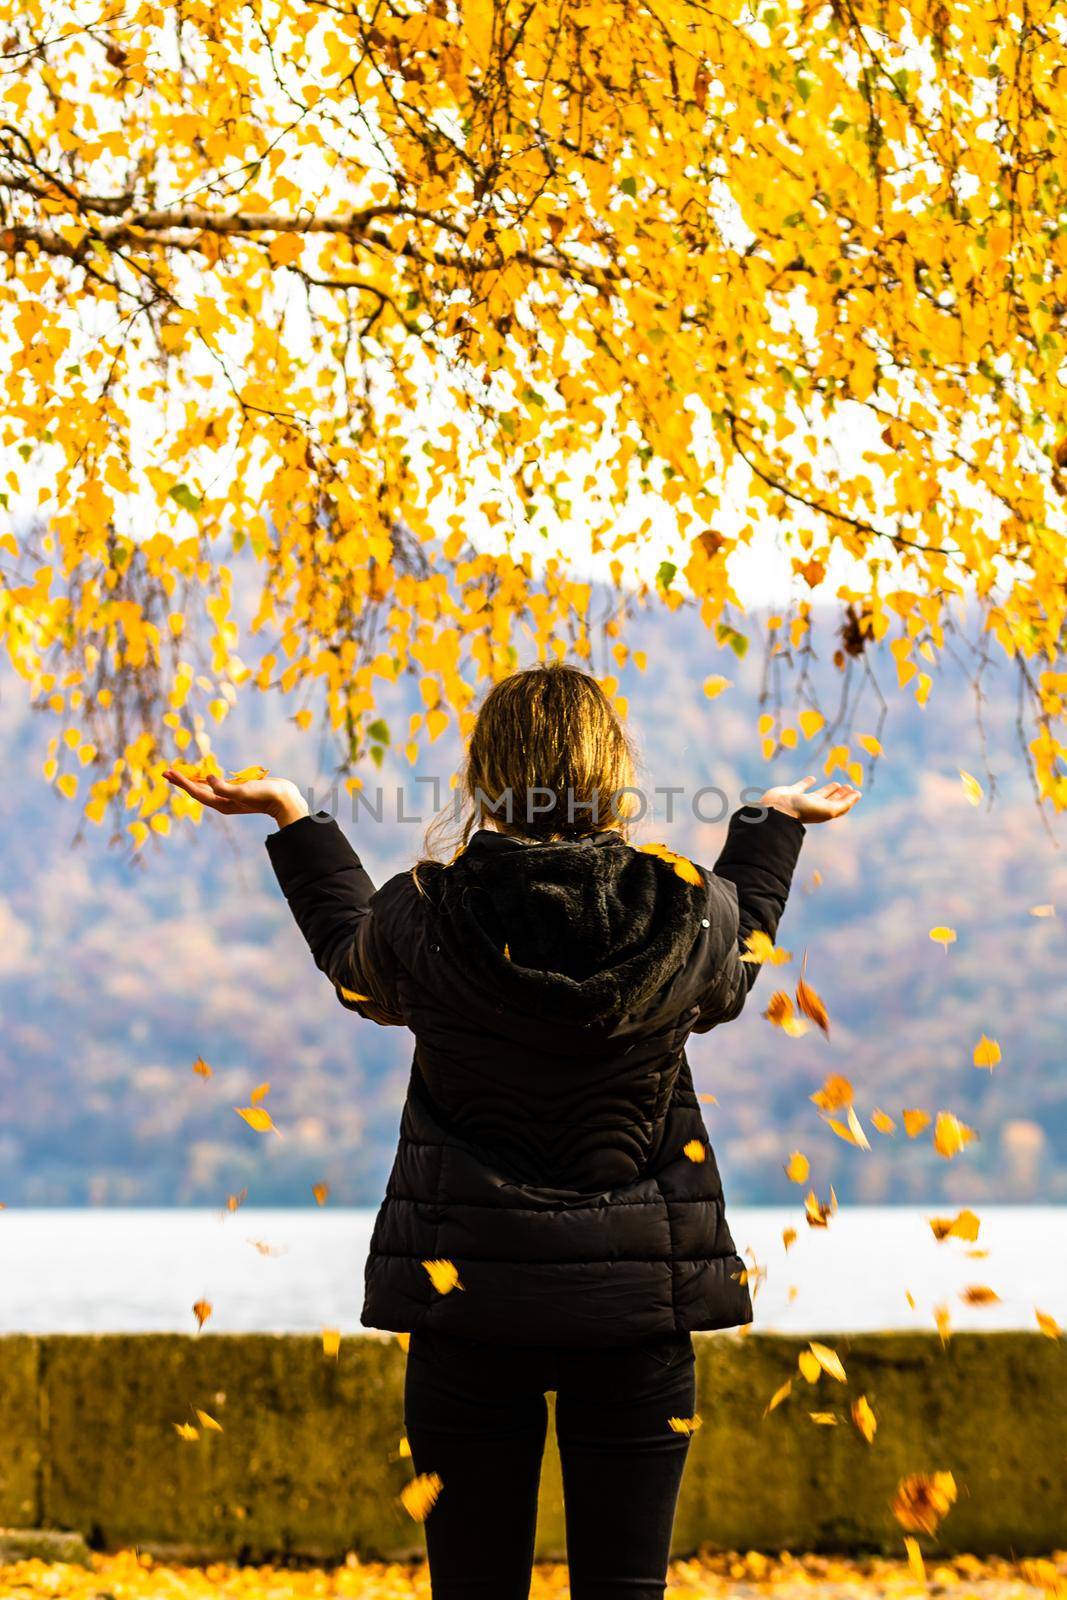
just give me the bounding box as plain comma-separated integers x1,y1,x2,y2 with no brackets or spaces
229,765,269,782
764,990,796,1029
192,1056,213,1078
764,1378,793,1415
960,1285,1000,1305
902,1108,931,1138
827,1105,871,1151
423,1258,464,1294
933,1111,978,1159
798,1349,821,1384
784,1151,810,1184
796,956,830,1037
322,1328,342,1358
702,675,732,699
401,1472,443,1523
929,925,957,947
1029,904,1056,917
905,1289,916,1309
959,770,983,806
698,1093,718,1105
972,1035,1001,1070
683,1139,707,1163
928,1209,980,1243
173,1423,199,1441
810,1073,853,1112
892,1472,958,1535
192,1299,212,1331
338,986,371,1002
782,1227,797,1252
905,1538,926,1582
934,1303,952,1344
235,1105,280,1135
804,1189,835,1228
1035,1309,1062,1339
250,1082,270,1103
741,930,791,966
226,1189,247,1213
398,1435,412,1459
809,1341,846,1382
852,1395,877,1443
809,1412,838,1425
312,1182,330,1206
195,1410,223,1432
871,1108,896,1134
395,1332,411,1353
668,1414,703,1435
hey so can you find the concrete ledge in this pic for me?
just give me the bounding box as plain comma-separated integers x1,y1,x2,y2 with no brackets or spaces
0,1332,1062,1559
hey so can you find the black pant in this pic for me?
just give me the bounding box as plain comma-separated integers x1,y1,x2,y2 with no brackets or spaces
404,1327,696,1600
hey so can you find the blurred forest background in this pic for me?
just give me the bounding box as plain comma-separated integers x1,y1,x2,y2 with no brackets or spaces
2,599,1064,1211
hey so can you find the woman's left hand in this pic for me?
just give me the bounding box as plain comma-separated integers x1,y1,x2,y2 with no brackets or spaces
163,767,310,829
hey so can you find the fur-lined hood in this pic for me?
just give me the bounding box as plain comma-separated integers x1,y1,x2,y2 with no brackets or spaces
420,829,714,1028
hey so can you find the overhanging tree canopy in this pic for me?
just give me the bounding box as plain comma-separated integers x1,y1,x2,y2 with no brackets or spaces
2,0,1066,839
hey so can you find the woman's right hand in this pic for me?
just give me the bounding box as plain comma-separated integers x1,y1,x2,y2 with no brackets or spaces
757,776,861,824
163,767,310,829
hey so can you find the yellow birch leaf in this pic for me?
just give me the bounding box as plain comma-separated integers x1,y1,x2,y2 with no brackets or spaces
784,1151,810,1184
810,1074,853,1112
702,675,732,699
933,1111,978,1159
195,1410,223,1432
972,1035,1001,1070
1035,1309,1062,1339
798,1349,821,1383
401,1472,442,1522
959,770,983,806
809,1341,846,1382
423,1258,464,1294
871,1109,896,1134
322,1328,341,1358
852,1395,877,1442
902,1109,931,1138
235,1106,279,1135
929,926,957,947
683,1139,706,1163
192,1299,212,1330
765,1378,793,1414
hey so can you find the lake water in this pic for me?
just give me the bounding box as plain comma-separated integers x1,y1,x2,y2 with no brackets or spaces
0,1206,1062,1335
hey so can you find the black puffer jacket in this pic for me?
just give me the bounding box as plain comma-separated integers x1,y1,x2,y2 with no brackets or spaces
266,805,804,1346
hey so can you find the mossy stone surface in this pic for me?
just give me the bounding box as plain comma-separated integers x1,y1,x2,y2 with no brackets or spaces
0,1331,1061,1560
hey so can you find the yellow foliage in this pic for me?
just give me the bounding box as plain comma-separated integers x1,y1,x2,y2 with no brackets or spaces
2,0,1065,823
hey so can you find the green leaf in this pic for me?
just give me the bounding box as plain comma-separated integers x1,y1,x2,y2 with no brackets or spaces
366,718,390,744
168,483,201,513
619,176,638,198
716,623,749,659
656,561,677,590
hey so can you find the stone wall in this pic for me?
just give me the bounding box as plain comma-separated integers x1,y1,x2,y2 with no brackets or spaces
0,1332,1062,1560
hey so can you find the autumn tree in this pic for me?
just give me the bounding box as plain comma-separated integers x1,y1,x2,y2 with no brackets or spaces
2,0,1066,841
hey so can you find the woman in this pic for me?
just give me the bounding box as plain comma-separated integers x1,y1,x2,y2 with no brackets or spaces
165,664,859,1600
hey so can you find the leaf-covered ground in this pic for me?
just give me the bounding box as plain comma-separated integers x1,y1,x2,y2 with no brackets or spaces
0,1551,1064,1600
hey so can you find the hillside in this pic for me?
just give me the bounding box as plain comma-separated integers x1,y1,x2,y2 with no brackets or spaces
1,605,1064,1208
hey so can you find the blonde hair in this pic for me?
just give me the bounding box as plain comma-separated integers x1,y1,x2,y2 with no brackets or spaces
424,663,637,861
